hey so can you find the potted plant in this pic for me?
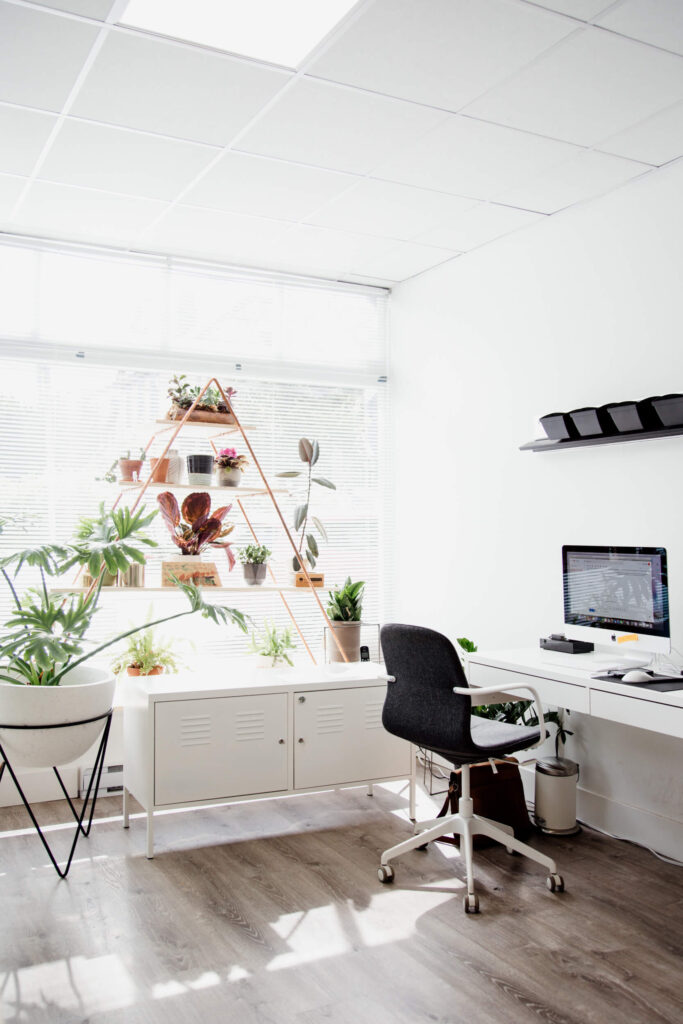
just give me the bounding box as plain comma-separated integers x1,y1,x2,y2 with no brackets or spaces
118,448,146,482
111,624,181,677
157,491,236,585
276,437,335,587
249,621,296,667
214,447,249,487
238,544,271,586
166,374,237,424
186,453,214,486
0,505,248,772
326,577,364,663
74,502,134,586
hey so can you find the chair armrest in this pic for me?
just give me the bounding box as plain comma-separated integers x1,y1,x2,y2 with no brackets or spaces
453,684,547,747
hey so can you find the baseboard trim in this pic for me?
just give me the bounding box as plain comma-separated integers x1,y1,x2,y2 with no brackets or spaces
520,764,683,861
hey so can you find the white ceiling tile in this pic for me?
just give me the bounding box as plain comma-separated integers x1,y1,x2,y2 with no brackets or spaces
597,0,683,57
0,2,99,111
464,26,683,146
496,149,650,213
415,202,543,251
11,180,166,244
72,30,290,145
0,173,28,220
598,101,683,165
236,78,446,175
271,222,396,270
349,239,457,281
39,119,219,200
308,0,575,112
0,104,57,176
306,178,477,240
183,151,354,221
139,204,291,264
25,0,115,18
525,1,614,19
374,114,578,199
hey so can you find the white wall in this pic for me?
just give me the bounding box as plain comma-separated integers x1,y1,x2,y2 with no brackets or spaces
390,159,683,858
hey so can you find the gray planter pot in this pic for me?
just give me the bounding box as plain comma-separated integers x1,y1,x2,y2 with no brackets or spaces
329,621,362,663
243,563,267,586
217,467,242,487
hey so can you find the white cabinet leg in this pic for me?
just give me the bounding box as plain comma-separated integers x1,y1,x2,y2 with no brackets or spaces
367,783,374,797
122,786,130,828
146,809,154,859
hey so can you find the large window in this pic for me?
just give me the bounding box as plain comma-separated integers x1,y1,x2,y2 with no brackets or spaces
0,238,389,664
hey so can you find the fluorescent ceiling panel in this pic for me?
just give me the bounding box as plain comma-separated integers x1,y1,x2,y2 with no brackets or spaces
119,0,359,68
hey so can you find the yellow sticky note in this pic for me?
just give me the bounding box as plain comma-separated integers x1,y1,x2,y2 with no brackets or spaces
617,634,638,644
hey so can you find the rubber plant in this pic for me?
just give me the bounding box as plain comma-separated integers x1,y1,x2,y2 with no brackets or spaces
0,504,248,686
275,438,335,571
157,491,237,569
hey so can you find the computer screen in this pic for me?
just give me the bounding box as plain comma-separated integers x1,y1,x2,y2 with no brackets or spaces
562,545,670,654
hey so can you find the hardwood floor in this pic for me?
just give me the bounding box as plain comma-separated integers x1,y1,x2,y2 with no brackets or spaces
0,781,681,1024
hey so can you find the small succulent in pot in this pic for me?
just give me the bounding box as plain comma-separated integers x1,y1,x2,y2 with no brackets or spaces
238,544,272,586
157,491,236,569
167,375,237,423
111,623,181,677
249,620,296,667
214,447,249,487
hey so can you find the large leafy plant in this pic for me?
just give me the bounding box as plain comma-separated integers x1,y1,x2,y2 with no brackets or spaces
326,578,364,622
0,505,248,686
157,491,236,568
276,438,335,572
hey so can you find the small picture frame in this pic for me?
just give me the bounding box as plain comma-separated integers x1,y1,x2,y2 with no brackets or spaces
161,561,221,587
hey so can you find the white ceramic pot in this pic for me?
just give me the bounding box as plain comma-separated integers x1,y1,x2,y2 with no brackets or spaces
217,467,242,487
0,665,116,769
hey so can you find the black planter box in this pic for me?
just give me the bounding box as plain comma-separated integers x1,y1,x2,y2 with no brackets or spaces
569,406,615,438
605,401,645,433
539,412,579,441
186,454,214,475
652,394,683,428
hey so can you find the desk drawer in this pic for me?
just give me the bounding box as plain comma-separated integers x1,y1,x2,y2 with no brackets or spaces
590,688,683,739
468,664,589,713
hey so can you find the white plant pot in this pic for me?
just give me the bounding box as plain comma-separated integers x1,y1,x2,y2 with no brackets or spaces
0,665,115,769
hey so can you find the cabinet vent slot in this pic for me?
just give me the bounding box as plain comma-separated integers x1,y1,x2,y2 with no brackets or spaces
180,714,211,747
235,710,266,741
365,701,383,729
315,704,344,734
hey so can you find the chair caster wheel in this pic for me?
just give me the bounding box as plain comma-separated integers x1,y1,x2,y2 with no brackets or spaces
463,893,479,914
546,873,564,893
417,843,428,851
378,865,394,884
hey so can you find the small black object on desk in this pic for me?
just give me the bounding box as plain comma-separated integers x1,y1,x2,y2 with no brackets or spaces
540,634,594,654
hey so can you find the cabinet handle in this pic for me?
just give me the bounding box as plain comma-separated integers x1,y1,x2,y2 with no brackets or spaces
278,738,285,744
298,737,304,744
298,696,306,703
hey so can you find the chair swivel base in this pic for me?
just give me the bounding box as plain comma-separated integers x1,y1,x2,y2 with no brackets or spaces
377,778,565,913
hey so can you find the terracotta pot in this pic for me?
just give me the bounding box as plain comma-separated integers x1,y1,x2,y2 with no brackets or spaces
217,467,242,487
329,621,362,663
126,665,164,677
118,458,143,482
150,457,170,483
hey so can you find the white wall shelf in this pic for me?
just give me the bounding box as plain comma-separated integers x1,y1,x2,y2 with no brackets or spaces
51,585,299,595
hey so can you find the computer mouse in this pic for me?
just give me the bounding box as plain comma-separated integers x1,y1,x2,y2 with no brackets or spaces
622,669,652,683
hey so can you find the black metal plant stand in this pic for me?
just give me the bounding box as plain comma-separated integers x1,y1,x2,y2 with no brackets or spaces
0,709,113,879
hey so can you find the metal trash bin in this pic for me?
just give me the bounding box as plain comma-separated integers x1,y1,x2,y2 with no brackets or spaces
534,756,580,835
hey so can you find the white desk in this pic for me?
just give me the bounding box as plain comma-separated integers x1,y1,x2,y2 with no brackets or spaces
467,648,683,740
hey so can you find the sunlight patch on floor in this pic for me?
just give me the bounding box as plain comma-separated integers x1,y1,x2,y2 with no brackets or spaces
1,953,135,1017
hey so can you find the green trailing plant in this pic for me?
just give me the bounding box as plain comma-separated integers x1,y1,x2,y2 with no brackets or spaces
276,438,335,572
249,620,296,667
455,637,573,757
238,544,272,565
327,577,364,622
111,623,181,676
167,374,236,414
0,505,248,687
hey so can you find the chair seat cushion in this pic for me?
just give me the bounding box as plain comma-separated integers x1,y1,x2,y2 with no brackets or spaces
470,715,540,757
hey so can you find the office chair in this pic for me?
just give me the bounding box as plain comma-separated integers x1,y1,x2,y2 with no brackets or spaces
378,624,564,913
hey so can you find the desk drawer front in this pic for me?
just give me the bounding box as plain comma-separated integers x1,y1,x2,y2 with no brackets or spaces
468,664,589,714
590,689,683,739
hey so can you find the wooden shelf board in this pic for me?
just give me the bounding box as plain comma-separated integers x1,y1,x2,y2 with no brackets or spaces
118,482,289,496
153,419,254,433
520,425,683,452
51,584,300,594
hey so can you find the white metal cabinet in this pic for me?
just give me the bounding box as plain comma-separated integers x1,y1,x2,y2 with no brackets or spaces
293,685,410,789
154,693,288,805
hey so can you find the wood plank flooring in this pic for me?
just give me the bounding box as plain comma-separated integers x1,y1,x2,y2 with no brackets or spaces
0,781,681,1024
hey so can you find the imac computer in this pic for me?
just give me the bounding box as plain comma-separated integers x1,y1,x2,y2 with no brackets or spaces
562,545,670,665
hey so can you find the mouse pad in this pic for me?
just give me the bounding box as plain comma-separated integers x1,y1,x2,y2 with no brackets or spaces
592,674,683,692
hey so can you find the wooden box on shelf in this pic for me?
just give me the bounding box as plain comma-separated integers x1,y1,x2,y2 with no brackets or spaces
166,406,235,425
294,572,324,588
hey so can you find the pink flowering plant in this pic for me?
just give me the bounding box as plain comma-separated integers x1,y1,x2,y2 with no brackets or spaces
214,447,249,472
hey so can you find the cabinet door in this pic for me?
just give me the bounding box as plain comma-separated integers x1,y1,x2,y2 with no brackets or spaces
154,693,288,806
294,685,410,790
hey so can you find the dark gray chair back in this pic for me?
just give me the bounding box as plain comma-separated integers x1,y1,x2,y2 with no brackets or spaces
381,623,474,757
